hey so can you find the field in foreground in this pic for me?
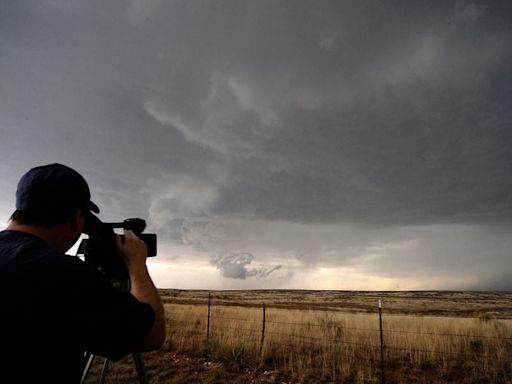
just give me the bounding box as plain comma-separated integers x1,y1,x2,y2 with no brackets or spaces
84,290,512,383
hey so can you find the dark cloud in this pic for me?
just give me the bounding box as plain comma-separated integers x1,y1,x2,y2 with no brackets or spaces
2,1,511,227
473,272,512,291
141,0,512,227
1,1,511,288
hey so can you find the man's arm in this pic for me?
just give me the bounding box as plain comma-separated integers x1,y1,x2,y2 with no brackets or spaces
115,230,166,351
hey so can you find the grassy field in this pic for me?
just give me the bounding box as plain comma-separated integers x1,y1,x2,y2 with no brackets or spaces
84,290,512,383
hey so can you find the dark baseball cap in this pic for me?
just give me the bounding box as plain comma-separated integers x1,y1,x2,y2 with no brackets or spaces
16,163,100,215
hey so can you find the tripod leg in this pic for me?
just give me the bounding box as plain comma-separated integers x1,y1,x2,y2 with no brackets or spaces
99,358,110,384
80,353,96,384
133,353,148,384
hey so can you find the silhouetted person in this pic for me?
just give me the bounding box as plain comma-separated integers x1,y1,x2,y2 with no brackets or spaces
0,163,166,383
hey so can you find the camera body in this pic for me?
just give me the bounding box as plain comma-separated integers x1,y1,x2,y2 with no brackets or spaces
76,213,157,283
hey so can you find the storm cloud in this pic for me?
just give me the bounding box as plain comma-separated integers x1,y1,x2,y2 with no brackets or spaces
210,251,281,279
142,1,512,227
1,1,511,288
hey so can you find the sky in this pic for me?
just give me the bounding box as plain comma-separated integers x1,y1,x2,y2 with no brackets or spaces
1,1,511,290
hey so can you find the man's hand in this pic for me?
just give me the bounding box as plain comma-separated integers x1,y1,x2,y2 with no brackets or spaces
114,229,148,272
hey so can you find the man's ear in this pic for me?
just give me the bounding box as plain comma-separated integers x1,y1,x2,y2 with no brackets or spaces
70,210,85,231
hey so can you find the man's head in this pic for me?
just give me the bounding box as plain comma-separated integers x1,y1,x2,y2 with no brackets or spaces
12,163,99,225
9,163,100,252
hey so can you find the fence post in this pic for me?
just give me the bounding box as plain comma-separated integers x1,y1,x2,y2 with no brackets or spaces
259,303,266,358
207,292,211,344
378,299,386,384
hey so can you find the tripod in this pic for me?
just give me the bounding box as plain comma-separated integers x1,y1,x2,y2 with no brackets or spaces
79,277,149,384
80,351,148,384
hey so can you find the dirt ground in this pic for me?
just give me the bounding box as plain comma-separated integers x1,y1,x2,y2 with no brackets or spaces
87,350,301,384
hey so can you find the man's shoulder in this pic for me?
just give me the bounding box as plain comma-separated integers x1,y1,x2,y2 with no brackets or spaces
0,229,101,280
0,229,44,252
0,229,53,270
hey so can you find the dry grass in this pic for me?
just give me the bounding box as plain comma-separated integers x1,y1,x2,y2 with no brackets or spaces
167,304,512,383
84,290,512,383
160,290,512,318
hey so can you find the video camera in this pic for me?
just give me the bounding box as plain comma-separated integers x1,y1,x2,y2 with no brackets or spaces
76,213,157,286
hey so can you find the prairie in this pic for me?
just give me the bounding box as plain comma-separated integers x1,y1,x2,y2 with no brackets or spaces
83,290,512,383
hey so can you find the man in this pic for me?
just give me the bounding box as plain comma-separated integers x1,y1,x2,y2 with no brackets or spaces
0,163,166,383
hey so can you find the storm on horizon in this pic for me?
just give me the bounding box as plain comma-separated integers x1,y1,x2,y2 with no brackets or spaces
1,1,511,290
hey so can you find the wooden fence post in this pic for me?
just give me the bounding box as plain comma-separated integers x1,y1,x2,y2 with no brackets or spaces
207,292,211,344
378,299,386,384
259,303,266,358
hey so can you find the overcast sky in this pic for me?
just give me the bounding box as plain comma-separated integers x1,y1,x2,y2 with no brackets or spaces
1,1,511,290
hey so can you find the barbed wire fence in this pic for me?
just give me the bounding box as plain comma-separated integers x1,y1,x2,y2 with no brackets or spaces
169,292,512,384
